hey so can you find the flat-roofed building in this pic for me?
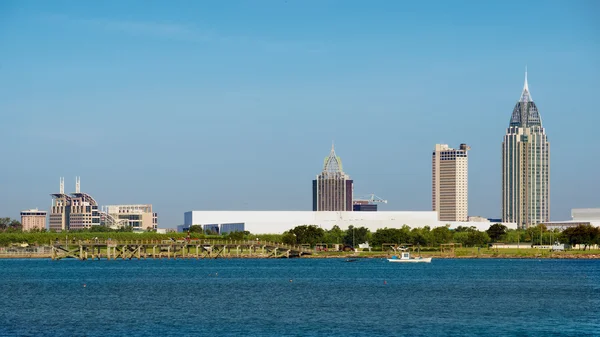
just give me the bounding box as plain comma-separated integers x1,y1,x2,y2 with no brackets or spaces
542,208,600,230
179,210,517,234
20,209,47,231
102,204,158,231
432,143,470,221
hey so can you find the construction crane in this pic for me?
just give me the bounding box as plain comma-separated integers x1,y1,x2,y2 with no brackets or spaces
353,193,388,205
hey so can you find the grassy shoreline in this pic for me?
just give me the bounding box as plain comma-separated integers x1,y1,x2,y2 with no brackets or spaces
2,249,599,260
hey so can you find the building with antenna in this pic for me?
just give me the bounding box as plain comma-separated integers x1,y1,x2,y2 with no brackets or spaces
312,145,353,211
49,177,159,231
502,70,550,228
49,177,100,231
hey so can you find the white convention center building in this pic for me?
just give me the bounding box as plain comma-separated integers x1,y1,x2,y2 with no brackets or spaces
178,211,516,234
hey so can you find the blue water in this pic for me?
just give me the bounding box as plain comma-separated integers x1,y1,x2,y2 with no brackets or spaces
0,258,599,336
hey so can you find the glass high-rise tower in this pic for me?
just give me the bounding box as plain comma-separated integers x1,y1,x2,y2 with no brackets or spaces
502,71,550,228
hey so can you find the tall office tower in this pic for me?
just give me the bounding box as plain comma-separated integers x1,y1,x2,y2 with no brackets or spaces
502,71,550,229
50,177,71,231
432,143,470,221
312,144,353,211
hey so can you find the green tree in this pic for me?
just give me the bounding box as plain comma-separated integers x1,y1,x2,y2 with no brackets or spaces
431,225,453,246
527,224,548,245
188,225,203,233
504,229,527,243
343,226,371,247
467,230,490,247
281,232,297,245
454,226,476,233
0,218,21,232
226,230,249,241
561,224,599,250
371,226,412,247
282,225,325,246
486,224,508,242
453,228,490,247
409,227,428,246
323,225,344,244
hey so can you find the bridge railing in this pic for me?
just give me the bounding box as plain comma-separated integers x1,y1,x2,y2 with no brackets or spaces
49,239,313,253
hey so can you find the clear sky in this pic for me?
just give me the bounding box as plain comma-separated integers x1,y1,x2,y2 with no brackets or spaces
0,0,598,227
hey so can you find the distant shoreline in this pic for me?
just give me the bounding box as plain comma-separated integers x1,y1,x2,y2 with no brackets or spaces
1,254,599,260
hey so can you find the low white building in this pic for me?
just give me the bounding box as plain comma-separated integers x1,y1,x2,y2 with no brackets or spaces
179,211,516,234
542,208,600,230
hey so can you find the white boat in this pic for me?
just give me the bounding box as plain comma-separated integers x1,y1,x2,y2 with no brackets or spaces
387,251,432,263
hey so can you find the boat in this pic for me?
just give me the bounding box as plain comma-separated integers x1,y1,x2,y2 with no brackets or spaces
387,251,432,263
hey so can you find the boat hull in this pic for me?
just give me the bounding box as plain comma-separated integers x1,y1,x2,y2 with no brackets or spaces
387,257,432,263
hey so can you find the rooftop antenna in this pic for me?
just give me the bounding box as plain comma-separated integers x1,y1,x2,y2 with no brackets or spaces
59,177,64,194
75,176,80,193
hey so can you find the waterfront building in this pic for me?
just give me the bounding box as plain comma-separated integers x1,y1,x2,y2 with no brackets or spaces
542,208,600,230
101,204,158,231
468,216,490,223
20,209,47,231
502,71,550,228
50,177,100,231
432,144,470,221
180,210,517,234
312,145,353,211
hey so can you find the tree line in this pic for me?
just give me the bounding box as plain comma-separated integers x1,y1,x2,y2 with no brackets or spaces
278,223,600,250
0,218,22,232
1,217,599,250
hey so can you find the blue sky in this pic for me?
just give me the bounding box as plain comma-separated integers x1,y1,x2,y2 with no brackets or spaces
0,0,598,227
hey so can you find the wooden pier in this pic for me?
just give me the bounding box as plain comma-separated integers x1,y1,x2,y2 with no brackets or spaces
50,239,312,261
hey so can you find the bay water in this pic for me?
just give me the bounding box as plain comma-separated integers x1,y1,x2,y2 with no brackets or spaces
0,258,598,336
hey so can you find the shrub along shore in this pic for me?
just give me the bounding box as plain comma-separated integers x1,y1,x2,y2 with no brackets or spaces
1,222,599,259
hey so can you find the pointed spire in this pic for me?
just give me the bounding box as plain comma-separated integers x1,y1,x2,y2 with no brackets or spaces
520,66,532,102
323,143,343,174
524,65,529,92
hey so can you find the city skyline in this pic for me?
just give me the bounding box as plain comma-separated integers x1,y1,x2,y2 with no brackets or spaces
1,1,598,227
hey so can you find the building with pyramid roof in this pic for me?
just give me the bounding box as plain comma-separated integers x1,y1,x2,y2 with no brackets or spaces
312,144,354,211
502,70,550,228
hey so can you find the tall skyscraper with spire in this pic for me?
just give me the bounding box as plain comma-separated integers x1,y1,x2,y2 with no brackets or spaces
312,144,353,211
502,70,550,228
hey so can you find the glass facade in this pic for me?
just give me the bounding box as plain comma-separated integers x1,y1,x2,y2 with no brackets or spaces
502,74,550,228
